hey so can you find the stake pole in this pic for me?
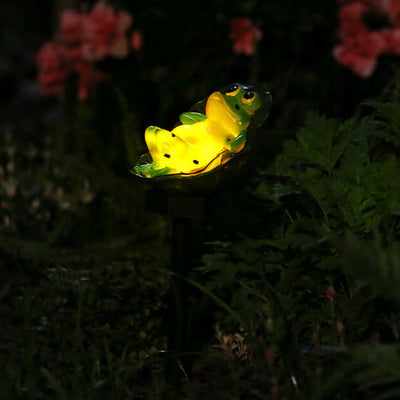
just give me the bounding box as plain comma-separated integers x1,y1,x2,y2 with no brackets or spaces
166,193,205,385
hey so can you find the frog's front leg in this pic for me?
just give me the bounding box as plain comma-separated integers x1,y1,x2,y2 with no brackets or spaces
142,126,173,176
145,126,165,162
134,161,170,178
179,112,206,125
229,130,247,153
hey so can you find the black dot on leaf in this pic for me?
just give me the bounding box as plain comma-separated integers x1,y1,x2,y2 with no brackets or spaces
193,160,199,164
164,154,171,158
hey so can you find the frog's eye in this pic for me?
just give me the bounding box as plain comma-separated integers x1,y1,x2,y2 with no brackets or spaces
225,85,241,96
240,91,255,104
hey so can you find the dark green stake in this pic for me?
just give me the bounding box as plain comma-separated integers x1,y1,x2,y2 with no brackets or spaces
166,193,205,385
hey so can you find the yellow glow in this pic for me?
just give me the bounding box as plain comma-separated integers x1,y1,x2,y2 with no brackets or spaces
145,119,234,175
141,87,260,177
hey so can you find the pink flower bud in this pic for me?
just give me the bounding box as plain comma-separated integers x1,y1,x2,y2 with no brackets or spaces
230,18,262,56
337,320,344,333
326,286,336,301
131,30,143,51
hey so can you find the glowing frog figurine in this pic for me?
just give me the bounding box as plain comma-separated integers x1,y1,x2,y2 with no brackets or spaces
135,84,263,178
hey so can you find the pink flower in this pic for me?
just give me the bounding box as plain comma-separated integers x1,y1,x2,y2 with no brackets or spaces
82,3,132,61
377,0,400,25
36,3,136,101
333,0,400,78
60,9,84,60
337,2,369,39
333,44,377,77
73,60,105,101
61,9,83,45
382,27,400,53
36,42,69,97
131,30,143,51
230,18,262,56
339,2,368,22
363,31,387,56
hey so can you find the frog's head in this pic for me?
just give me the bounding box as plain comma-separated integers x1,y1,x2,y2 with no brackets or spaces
206,83,262,130
223,83,262,117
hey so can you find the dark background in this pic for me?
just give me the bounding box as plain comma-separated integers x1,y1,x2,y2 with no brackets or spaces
1,1,399,399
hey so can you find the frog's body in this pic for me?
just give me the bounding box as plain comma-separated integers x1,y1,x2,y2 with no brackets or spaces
136,84,261,177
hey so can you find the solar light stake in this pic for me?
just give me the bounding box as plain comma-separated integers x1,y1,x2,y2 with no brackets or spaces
166,193,206,384
132,83,272,385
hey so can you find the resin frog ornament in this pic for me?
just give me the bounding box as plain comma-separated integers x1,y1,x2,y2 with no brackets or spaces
134,83,269,178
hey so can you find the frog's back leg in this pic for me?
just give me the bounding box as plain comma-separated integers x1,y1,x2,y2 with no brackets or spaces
144,125,172,164
145,125,190,173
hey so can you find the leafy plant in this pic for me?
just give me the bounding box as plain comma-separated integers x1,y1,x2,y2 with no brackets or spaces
188,85,400,399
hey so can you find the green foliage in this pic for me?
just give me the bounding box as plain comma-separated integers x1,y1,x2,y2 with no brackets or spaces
188,85,400,399
0,62,171,400
258,110,400,233
0,240,169,399
337,232,400,306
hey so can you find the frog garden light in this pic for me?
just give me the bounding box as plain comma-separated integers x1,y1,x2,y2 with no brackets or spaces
132,84,271,381
133,83,272,184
